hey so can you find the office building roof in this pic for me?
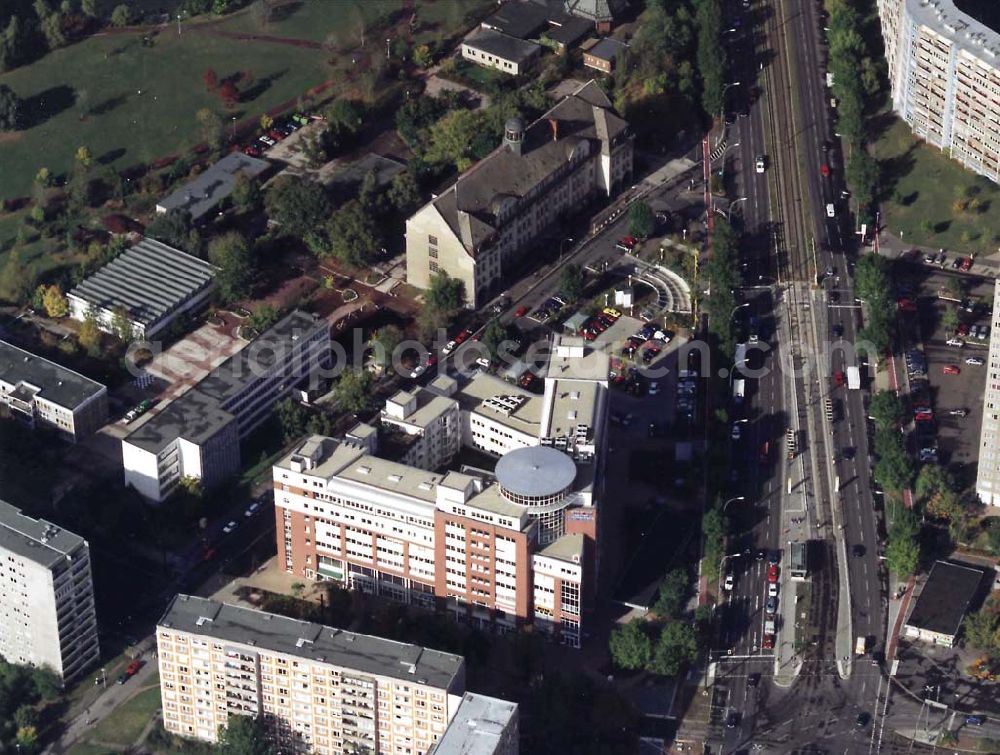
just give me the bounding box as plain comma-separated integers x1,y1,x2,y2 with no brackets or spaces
538,532,584,563
156,152,270,221
495,445,576,498
481,0,551,38
125,310,324,453
423,80,628,255
565,0,626,23
544,15,593,46
463,28,542,63
905,560,985,638
906,0,1000,62
585,36,628,62
159,595,464,689
67,237,216,328
0,499,87,569
456,372,542,436
0,339,106,410
430,692,518,755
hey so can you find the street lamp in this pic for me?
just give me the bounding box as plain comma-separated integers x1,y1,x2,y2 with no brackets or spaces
719,81,741,123
722,496,746,513
730,302,750,323
386,37,391,61
231,115,236,141
559,236,574,263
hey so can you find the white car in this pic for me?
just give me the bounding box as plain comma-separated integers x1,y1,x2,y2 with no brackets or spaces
244,502,261,518
826,203,835,218
724,573,735,591
222,520,239,534
442,340,457,355
475,357,491,370
258,135,276,147
966,357,984,366
755,156,766,174
649,381,660,395
731,424,742,441
768,582,778,598
409,364,427,379
946,338,964,347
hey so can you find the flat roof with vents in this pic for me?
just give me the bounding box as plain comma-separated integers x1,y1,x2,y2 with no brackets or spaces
159,595,465,689
67,237,216,331
0,339,106,411
0,499,87,568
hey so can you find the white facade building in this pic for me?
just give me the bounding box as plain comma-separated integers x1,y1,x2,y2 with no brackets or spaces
0,340,108,441
156,595,469,754
975,281,1000,505
0,500,99,681
876,0,1000,183
122,310,330,502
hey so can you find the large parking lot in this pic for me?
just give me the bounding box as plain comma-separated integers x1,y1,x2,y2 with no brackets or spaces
902,265,993,475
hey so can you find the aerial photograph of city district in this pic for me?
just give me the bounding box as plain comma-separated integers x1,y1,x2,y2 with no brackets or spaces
4,0,1000,752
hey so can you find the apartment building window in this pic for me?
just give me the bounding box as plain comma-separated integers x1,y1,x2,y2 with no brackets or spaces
429,261,439,273
427,235,438,245
428,247,438,259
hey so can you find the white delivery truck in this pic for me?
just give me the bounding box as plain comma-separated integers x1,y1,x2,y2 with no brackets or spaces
826,72,835,88
733,379,745,404
846,365,861,390
855,636,867,655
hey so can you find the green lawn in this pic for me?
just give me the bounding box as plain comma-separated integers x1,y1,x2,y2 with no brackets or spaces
218,0,489,47
0,27,332,202
875,117,1000,254
86,679,162,747
66,743,118,755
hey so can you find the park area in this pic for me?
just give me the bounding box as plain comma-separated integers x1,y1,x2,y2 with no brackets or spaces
0,0,488,200
875,116,1000,254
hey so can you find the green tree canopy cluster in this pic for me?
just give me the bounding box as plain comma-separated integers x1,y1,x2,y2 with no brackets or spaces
694,0,726,117
854,254,895,356
705,218,740,357
826,0,882,220
609,618,699,678
0,656,61,753
885,501,921,577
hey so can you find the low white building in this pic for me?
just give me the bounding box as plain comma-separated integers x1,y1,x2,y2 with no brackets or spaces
0,500,99,681
0,340,108,441
976,280,1000,507
67,237,216,341
461,28,542,75
122,310,330,502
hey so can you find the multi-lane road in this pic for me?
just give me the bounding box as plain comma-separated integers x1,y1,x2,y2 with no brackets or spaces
711,0,894,751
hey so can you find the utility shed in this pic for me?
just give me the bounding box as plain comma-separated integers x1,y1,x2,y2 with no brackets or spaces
903,560,986,647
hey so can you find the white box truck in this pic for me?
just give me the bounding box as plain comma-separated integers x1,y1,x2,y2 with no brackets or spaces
846,366,861,390
733,378,745,404
855,636,867,655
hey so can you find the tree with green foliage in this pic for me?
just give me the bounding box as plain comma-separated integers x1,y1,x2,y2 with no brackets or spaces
869,390,905,430
275,397,309,443
854,254,890,304
323,200,382,265
243,306,277,335
651,568,688,618
215,715,276,755
111,305,134,343
480,318,508,361
321,99,365,155
208,232,255,303
628,201,655,239
1,249,35,305
874,428,914,492
608,619,652,671
369,325,403,370
426,271,465,314
695,0,726,117
649,621,698,676
941,306,959,334
110,3,130,27
335,368,372,414
886,505,921,576
0,84,22,131
962,608,1000,652
195,107,226,156
42,285,68,318
702,502,725,571
915,464,954,502
231,173,262,213
387,169,422,212
426,108,485,172
264,175,331,235
146,208,198,252
559,263,585,303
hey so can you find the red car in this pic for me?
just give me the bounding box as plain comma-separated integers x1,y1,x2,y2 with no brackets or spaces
943,364,961,375
957,323,970,337
519,372,536,387
514,306,528,318
243,144,261,157
615,235,638,251
126,660,143,677
454,329,472,344
426,353,438,367
820,163,830,177
762,634,775,650
896,298,916,312
767,564,779,583
833,370,845,387
960,257,973,271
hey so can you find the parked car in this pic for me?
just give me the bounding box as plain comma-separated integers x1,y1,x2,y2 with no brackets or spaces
442,340,457,355
126,660,143,676
960,257,973,271
966,357,984,366
767,564,779,583
943,364,961,375
755,156,766,173
724,573,735,591
966,715,985,726
244,502,261,517
946,338,965,347
116,674,129,685
766,596,778,615
222,520,239,534
820,163,830,177
615,235,638,252
514,305,528,318
767,582,778,598
949,409,969,417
